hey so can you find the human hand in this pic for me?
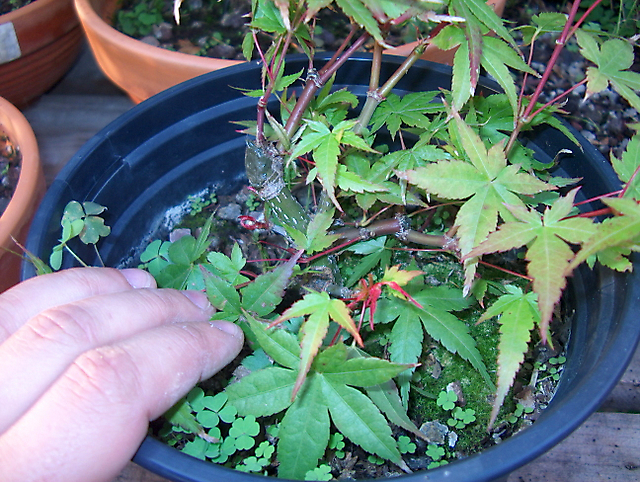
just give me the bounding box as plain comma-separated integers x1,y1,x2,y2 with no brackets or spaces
0,267,244,482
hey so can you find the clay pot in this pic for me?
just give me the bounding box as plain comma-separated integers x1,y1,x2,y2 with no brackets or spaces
75,0,505,104
74,0,243,104
0,0,84,108
0,96,45,292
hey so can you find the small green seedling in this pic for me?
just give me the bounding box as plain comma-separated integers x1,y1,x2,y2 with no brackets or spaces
328,432,345,458
508,403,535,424
304,464,333,481
397,435,416,454
426,444,448,469
50,200,110,270
436,389,458,411
447,407,477,429
188,191,218,216
367,454,385,465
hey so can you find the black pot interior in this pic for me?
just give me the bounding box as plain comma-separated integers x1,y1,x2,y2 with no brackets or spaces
23,54,640,482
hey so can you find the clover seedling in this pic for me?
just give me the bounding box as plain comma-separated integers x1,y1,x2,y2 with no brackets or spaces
426,444,448,469
397,435,416,454
447,407,477,429
436,389,458,411
49,200,110,270
328,432,345,459
305,464,333,481
228,415,261,450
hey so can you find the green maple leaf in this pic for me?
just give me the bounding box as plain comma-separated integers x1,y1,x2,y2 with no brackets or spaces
468,188,596,342
441,2,530,115
478,285,540,428
273,292,363,400
576,31,640,111
369,92,442,138
227,332,410,479
611,133,640,201
568,197,640,273
402,111,553,288
385,285,494,404
289,119,377,209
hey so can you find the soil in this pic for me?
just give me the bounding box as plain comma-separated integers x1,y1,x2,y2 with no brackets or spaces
0,133,21,217
0,0,36,15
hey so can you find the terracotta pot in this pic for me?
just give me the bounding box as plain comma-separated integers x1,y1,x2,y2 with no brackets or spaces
75,0,243,104
75,0,505,104
0,96,45,292
0,0,84,108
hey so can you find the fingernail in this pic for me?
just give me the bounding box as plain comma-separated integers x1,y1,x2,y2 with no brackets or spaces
120,268,156,289
182,290,213,311
209,321,244,339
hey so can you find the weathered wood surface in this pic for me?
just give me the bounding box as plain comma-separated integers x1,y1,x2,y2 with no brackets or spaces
20,46,640,482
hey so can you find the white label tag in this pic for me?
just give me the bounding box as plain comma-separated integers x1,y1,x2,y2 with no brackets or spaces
0,22,22,64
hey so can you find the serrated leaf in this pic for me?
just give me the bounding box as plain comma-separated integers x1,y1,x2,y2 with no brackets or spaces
247,314,300,369
470,189,596,341
611,134,640,200
302,209,340,254
203,268,242,314
241,251,300,316
576,32,640,111
225,366,297,417
321,375,402,465
313,343,410,387
478,286,539,428
335,0,385,46
388,310,423,405
277,375,329,480
411,291,494,388
568,197,640,272
451,41,473,110
275,292,363,400
365,379,425,439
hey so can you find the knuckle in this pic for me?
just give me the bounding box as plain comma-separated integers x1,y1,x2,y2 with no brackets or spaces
66,346,143,406
26,305,96,348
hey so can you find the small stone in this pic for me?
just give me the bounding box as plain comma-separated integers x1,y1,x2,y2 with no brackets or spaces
153,22,173,42
446,380,466,407
419,420,449,445
169,228,192,242
217,203,242,220
139,36,160,47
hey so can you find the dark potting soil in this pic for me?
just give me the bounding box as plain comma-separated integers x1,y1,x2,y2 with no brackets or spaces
0,133,22,217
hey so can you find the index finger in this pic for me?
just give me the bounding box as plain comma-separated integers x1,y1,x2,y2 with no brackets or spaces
0,268,156,343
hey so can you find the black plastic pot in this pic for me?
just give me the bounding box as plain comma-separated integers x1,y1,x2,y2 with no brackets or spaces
24,54,640,482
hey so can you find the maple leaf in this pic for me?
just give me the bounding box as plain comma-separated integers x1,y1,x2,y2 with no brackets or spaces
383,285,493,404
401,110,553,289
478,285,540,429
369,92,442,138
271,292,363,400
435,4,532,115
567,197,640,274
227,326,411,478
289,119,377,209
468,188,596,343
611,133,640,201
576,31,640,111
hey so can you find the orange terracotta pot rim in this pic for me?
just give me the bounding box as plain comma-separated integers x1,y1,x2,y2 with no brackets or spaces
74,0,242,69
1,0,60,23
75,0,505,70
0,96,41,247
